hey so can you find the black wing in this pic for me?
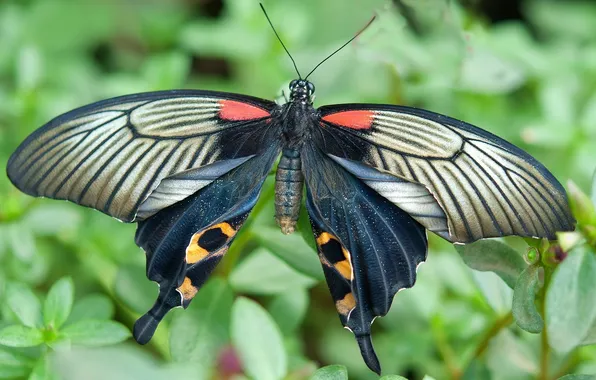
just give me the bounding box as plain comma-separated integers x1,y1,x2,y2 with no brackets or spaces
316,104,575,243
7,90,277,222
302,145,428,374
133,146,280,344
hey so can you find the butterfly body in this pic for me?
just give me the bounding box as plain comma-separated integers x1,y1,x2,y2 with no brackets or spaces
7,76,574,374
273,79,317,233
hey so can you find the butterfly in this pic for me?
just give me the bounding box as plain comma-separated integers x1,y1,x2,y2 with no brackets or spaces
6,7,574,375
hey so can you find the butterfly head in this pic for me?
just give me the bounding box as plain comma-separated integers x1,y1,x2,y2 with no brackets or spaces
289,79,315,104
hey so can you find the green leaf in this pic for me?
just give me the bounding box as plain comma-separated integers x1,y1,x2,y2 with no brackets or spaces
67,294,114,323
459,47,525,94
5,282,42,328
231,297,287,380
527,0,596,40
557,376,596,380
568,180,596,226
512,264,543,333
61,320,130,347
0,347,34,378
253,226,324,280
380,376,408,380
113,264,156,314
28,355,56,380
592,169,596,207
547,245,596,353
471,271,513,313
230,248,317,295
53,345,195,379
268,288,309,334
558,231,583,252
455,240,527,288
141,52,190,89
23,205,80,236
580,317,596,346
0,364,30,379
170,277,234,366
43,277,73,329
462,360,491,380
6,223,36,261
0,325,43,347
486,330,538,379
310,365,348,380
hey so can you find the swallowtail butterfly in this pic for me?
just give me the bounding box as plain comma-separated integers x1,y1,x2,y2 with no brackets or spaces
6,6,574,374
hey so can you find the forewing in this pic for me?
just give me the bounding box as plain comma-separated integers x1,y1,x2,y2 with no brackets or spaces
316,104,575,243
302,145,428,374
133,146,279,344
7,90,277,222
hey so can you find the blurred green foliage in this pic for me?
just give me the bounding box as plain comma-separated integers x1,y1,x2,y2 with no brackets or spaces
1,0,596,379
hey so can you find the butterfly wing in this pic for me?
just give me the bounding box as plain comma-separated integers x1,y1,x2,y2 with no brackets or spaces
7,90,277,222
302,145,428,374
315,104,575,243
133,145,280,344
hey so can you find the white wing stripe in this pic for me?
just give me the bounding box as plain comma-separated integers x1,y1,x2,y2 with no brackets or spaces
7,92,276,222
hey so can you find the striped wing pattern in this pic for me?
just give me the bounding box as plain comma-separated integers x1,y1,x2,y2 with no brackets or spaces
318,105,574,243
7,91,275,222
135,156,253,220
329,155,449,239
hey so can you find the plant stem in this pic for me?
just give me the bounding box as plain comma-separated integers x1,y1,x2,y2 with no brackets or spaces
459,311,513,377
431,316,462,379
539,326,550,380
553,352,580,379
538,268,553,380
472,312,514,360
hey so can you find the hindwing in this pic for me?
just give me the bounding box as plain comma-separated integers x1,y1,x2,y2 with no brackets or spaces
133,146,280,344
302,145,428,374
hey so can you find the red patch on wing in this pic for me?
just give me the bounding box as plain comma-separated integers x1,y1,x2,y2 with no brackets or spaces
322,110,374,130
218,100,270,121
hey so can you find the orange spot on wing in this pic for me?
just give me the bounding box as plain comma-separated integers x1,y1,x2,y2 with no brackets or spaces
336,293,356,315
322,110,374,129
316,232,353,280
334,260,352,280
316,232,333,246
186,234,209,264
186,222,237,264
215,222,236,238
218,100,270,121
177,277,198,301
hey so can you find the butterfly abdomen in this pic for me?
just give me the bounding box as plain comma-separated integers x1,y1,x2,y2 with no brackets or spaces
275,148,304,234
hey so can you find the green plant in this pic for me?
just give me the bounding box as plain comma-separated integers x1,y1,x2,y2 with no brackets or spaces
0,277,129,378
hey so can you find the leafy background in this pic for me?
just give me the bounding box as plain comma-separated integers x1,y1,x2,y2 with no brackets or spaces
0,0,595,379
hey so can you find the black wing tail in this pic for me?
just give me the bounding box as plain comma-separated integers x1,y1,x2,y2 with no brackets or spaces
303,146,428,374
133,147,279,344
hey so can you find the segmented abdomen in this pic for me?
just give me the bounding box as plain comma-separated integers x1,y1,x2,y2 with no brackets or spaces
275,149,303,234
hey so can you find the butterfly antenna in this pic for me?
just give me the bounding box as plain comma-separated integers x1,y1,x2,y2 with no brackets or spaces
304,15,376,80
260,3,302,79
